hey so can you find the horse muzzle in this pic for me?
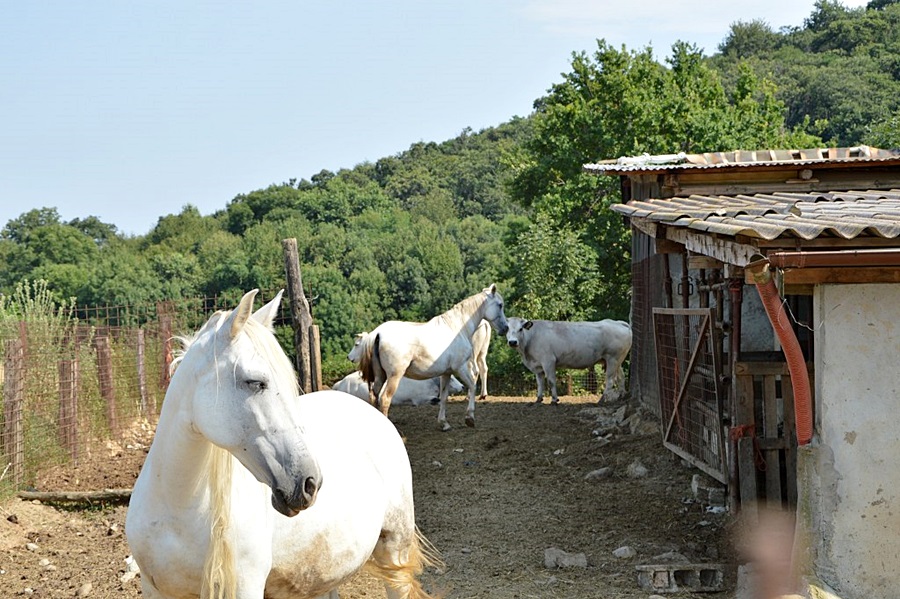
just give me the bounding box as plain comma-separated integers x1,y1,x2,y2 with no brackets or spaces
271,473,322,517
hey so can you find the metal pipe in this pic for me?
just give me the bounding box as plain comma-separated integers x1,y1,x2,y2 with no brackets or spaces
750,263,814,446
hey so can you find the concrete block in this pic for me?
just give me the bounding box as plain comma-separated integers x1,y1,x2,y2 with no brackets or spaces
636,563,729,593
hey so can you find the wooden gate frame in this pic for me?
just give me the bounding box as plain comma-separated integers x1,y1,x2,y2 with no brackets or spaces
653,308,727,483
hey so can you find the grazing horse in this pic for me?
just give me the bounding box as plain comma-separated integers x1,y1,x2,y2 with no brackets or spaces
125,290,438,599
357,284,508,431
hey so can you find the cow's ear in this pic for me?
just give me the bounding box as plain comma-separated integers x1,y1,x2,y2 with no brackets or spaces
523,320,534,330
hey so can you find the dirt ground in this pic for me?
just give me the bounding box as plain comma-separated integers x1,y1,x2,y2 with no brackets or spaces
0,394,743,598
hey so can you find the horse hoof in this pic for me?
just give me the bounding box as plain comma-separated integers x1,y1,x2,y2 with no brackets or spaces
550,400,559,406
465,416,475,428
440,422,452,432
478,394,487,401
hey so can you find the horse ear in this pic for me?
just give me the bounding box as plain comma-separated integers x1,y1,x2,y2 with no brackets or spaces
484,283,498,295
252,289,284,331
229,289,260,339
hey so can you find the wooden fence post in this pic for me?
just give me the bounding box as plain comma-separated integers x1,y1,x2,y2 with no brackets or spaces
282,238,315,393
58,357,79,461
94,334,119,436
309,324,322,392
3,337,25,487
136,328,150,416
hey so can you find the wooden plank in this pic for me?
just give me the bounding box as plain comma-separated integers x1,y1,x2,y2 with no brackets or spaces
688,255,723,270
655,238,684,254
18,488,132,504
631,217,658,238
735,374,758,518
782,374,798,506
738,437,759,524
763,375,783,507
94,335,119,436
663,441,728,484
782,267,900,286
665,227,760,267
735,361,790,376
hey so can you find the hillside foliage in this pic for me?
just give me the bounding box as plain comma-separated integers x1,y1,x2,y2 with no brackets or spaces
3,1,895,382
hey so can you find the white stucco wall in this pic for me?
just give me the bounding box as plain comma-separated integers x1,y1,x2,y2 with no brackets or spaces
804,283,900,597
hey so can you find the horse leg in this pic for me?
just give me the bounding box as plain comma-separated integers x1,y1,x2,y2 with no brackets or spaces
459,363,478,428
477,353,488,400
378,372,403,418
437,375,452,432
371,525,438,599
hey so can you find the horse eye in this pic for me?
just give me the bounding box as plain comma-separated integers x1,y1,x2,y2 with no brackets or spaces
246,379,268,392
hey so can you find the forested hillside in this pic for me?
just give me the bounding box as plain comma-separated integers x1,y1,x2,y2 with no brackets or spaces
2,0,897,381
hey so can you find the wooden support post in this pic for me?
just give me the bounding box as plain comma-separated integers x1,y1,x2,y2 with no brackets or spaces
158,304,173,392
309,324,322,392
58,357,79,461
94,335,119,436
3,338,25,487
735,372,759,525
282,238,315,393
136,329,150,416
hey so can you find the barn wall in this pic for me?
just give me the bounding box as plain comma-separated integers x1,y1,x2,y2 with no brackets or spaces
801,283,900,598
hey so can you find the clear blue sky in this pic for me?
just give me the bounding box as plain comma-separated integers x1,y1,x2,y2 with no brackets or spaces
1,1,868,236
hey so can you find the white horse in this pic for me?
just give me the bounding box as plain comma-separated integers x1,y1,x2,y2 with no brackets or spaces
357,284,508,431
125,290,438,599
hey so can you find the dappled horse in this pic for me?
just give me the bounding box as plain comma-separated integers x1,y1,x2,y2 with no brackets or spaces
126,290,438,599
356,284,508,431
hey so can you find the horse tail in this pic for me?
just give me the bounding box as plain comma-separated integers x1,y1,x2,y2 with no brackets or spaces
357,332,381,384
365,526,444,599
201,447,238,599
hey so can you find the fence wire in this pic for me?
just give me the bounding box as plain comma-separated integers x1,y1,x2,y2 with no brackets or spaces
0,293,617,495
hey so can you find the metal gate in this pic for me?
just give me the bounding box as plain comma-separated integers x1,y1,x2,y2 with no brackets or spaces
653,308,727,483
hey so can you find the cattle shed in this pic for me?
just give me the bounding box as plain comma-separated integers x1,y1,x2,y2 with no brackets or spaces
584,146,900,599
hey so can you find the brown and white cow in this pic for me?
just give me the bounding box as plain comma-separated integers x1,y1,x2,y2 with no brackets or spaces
505,317,632,404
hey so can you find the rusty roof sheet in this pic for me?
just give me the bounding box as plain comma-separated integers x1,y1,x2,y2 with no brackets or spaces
584,146,900,175
611,190,900,241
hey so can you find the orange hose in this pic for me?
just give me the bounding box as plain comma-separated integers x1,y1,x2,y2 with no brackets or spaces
754,271,814,446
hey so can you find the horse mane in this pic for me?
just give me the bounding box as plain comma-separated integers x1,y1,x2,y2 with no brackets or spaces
173,308,300,599
439,290,485,329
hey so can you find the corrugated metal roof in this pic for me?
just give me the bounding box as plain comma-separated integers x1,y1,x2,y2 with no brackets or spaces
584,146,900,175
611,190,900,241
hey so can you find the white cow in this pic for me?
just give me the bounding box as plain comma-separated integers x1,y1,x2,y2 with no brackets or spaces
332,371,464,406
505,317,632,404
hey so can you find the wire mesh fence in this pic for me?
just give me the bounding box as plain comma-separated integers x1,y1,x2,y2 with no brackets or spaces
653,307,727,483
0,289,615,496
0,293,255,496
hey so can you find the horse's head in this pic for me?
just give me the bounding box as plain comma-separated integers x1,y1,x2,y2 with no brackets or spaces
177,289,323,517
348,331,368,364
482,284,509,336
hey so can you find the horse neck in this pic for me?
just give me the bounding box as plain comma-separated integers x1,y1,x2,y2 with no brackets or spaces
438,295,485,337
145,374,224,509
